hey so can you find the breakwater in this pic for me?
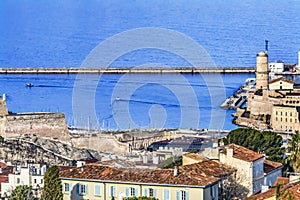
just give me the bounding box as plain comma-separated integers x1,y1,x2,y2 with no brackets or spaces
0,67,256,74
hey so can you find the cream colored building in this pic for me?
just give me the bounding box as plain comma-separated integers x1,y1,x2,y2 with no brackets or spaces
269,77,294,91
271,105,300,132
60,161,235,200
183,145,283,198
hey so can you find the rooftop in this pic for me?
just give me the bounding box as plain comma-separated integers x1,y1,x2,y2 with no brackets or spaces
269,76,295,84
264,159,283,174
220,144,264,162
60,161,235,187
246,181,300,200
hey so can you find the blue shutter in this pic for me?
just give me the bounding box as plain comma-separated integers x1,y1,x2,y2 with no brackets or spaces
135,188,138,197
113,186,116,197
85,184,88,194
144,188,148,196
153,189,157,198
126,187,129,197
186,191,189,200
94,184,100,195
68,183,72,194
76,183,80,194
164,189,170,200
110,186,113,197
176,190,180,200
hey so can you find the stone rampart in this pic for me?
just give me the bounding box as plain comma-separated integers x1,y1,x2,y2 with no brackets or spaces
0,113,69,142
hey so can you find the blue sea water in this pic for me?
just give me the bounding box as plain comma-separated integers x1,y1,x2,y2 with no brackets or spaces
0,0,299,130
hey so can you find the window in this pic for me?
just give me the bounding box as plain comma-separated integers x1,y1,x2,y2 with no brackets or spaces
163,189,170,200
291,112,293,116
130,187,135,196
176,190,188,200
290,118,292,122
63,183,71,193
34,179,37,184
144,188,156,197
110,186,116,197
126,187,137,197
94,184,101,196
17,178,20,184
77,184,87,195
41,179,43,184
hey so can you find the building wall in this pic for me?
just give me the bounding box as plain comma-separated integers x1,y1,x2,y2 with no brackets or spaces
269,81,293,91
219,149,266,196
264,169,282,187
268,62,284,73
0,113,69,141
271,106,300,132
61,179,218,200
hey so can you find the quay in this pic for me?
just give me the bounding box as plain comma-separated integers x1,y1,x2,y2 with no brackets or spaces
0,67,256,74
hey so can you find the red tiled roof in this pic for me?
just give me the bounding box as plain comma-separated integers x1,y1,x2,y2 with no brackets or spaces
264,159,283,174
59,161,235,187
220,144,264,162
0,162,7,168
246,181,300,200
274,177,289,186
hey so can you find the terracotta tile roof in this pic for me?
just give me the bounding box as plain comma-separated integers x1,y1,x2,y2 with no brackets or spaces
0,162,7,168
183,153,208,162
264,159,283,174
246,181,300,200
274,177,289,186
220,144,264,162
59,161,235,187
269,76,295,84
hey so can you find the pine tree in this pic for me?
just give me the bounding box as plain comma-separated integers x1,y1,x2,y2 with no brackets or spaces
10,185,34,200
41,166,63,200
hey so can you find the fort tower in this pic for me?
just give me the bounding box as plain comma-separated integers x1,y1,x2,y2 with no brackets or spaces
256,52,269,90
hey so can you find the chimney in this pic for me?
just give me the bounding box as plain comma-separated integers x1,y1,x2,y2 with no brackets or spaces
174,166,179,176
227,148,234,158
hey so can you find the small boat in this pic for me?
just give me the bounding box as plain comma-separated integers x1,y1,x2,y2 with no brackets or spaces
115,97,121,101
26,83,34,87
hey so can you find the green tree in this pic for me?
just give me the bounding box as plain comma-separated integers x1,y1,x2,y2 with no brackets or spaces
10,185,35,200
157,156,182,168
286,131,300,171
223,128,285,163
41,166,63,200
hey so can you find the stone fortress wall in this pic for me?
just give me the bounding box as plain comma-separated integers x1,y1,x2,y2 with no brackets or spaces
0,94,69,142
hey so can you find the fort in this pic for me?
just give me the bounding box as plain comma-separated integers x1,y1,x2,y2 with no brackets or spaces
0,95,70,142
233,52,300,132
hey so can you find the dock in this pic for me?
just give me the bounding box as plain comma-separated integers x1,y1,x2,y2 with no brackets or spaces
0,67,256,74
220,78,255,109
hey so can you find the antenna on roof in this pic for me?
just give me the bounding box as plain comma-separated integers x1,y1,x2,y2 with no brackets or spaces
265,40,269,53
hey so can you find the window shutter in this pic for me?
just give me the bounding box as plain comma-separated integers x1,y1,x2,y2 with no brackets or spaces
110,186,113,197
85,184,88,194
164,189,170,200
153,189,157,198
186,191,189,200
176,190,180,200
126,187,129,197
144,188,148,196
113,186,116,197
68,183,72,194
94,184,101,195
76,183,80,194
135,187,138,197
